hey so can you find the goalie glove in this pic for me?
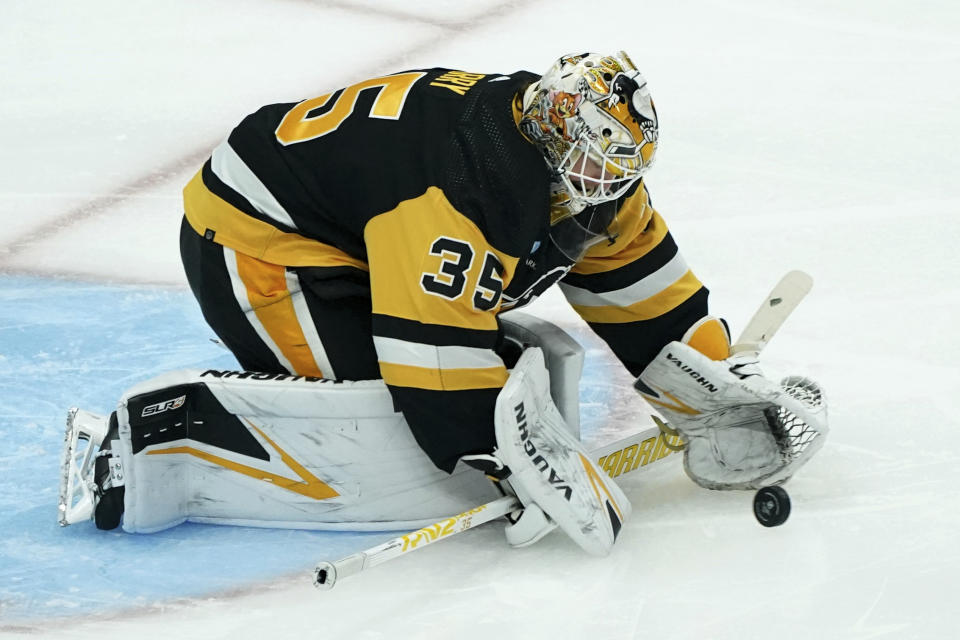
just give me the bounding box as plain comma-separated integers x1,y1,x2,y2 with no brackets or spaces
635,340,827,490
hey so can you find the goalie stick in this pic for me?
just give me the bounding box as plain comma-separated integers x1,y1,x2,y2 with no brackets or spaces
314,270,814,590
314,422,678,590
730,270,813,356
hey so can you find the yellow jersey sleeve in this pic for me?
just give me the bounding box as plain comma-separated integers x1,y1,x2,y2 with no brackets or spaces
559,183,709,376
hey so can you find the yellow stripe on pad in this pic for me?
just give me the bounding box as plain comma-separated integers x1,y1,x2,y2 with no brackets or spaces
146,420,339,501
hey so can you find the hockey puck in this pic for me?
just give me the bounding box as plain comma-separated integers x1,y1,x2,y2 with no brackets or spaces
753,486,791,527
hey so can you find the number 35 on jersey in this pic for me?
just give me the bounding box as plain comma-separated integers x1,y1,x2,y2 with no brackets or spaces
420,237,505,312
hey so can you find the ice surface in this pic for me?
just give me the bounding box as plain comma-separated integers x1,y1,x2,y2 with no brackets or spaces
2,0,959,637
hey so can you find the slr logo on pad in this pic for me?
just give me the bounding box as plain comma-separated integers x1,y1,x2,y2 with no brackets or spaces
141,395,186,417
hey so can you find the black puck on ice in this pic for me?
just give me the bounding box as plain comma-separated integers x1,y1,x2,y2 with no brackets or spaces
753,485,791,527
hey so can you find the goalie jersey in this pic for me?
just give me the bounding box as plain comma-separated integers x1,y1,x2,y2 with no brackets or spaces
182,67,708,472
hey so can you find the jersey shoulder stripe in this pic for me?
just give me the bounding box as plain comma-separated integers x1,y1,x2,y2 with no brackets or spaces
560,249,692,309
563,270,703,324
210,138,299,231
562,232,679,294
560,182,704,324
201,69,548,267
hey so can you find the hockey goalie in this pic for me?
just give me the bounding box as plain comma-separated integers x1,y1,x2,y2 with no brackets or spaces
59,52,828,556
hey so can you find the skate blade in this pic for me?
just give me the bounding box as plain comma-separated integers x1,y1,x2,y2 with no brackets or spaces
58,408,108,527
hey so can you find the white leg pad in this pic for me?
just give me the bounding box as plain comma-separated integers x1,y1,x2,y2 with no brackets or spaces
58,316,589,533
110,371,499,532
494,348,631,556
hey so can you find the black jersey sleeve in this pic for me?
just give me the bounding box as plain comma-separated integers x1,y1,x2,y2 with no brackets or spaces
559,182,709,377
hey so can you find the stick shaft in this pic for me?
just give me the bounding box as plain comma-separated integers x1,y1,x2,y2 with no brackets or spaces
314,425,677,590
732,270,813,354
314,495,520,589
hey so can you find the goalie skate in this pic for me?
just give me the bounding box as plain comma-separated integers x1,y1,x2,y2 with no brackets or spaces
58,408,109,526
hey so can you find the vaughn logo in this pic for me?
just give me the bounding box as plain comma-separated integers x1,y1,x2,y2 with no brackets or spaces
141,395,186,417
514,402,573,501
666,352,718,392
200,370,325,383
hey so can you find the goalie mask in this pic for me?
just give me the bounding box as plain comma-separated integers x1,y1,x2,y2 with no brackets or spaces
520,52,659,259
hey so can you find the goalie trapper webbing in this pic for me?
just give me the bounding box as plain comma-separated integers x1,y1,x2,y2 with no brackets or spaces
767,376,826,467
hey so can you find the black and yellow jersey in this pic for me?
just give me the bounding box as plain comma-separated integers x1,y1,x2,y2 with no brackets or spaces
559,182,709,377
183,67,707,471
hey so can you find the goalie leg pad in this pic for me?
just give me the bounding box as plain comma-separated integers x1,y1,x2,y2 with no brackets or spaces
66,370,500,533
494,348,631,556
58,316,589,534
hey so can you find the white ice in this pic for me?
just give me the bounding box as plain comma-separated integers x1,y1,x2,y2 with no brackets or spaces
2,0,959,637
